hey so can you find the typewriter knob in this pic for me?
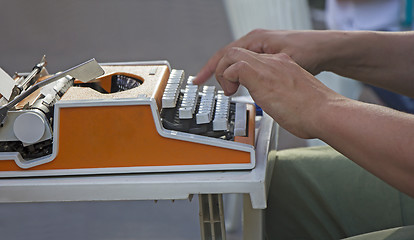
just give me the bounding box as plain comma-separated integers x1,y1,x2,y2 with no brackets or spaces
13,111,46,144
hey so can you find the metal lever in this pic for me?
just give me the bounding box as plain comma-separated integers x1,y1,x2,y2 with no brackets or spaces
0,58,104,126
12,56,48,100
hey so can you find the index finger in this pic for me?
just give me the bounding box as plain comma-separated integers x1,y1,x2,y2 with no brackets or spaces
193,46,228,85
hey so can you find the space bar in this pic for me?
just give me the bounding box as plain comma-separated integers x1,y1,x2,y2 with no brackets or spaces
234,102,247,136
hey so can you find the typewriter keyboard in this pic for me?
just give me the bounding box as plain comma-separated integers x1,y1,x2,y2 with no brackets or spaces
160,70,247,140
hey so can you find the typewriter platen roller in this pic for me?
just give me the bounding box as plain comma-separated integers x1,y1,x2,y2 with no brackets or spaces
0,58,256,177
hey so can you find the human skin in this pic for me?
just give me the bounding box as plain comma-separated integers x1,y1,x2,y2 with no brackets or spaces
193,29,414,197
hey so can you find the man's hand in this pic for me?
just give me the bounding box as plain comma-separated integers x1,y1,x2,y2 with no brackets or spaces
212,47,342,139
194,29,334,85
195,29,414,97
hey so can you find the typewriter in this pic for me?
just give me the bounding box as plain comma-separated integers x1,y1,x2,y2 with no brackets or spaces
0,57,256,177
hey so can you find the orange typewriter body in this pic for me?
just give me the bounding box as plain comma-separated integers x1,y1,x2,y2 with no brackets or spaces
0,61,256,177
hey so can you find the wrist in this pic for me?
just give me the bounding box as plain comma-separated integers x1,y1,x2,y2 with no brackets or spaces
319,31,356,73
322,31,380,74
308,94,354,140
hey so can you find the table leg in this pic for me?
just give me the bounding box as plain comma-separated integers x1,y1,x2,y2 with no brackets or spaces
242,194,264,240
199,194,226,240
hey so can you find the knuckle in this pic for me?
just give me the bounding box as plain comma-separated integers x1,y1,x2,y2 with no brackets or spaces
235,60,249,69
225,47,242,59
276,52,291,60
247,28,266,36
236,61,254,78
214,71,223,81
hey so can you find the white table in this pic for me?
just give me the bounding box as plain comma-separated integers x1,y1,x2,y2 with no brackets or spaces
0,114,277,240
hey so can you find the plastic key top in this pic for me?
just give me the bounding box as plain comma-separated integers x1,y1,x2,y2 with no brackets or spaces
196,86,216,124
213,91,230,131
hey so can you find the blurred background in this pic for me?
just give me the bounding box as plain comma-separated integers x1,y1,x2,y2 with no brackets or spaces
0,0,233,77
0,0,410,239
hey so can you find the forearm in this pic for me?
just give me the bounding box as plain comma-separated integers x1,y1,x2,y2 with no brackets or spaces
314,98,414,197
322,31,414,97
